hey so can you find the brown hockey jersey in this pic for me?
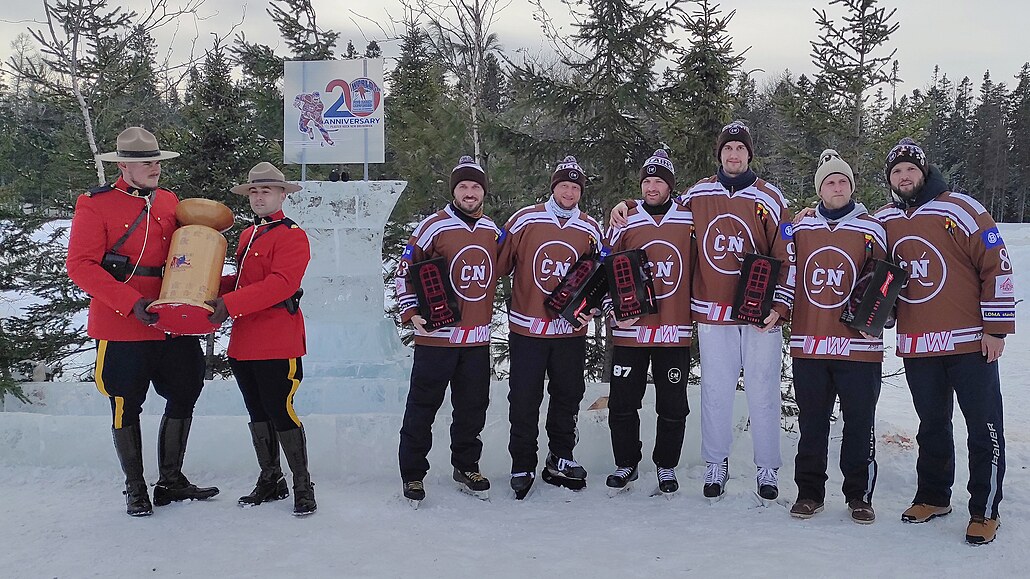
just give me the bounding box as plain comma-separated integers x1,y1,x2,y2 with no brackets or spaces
498,202,604,338
605,200,694,347
788,205,888,362
681,176,794,325
395,204,502,347
875,191,1016,358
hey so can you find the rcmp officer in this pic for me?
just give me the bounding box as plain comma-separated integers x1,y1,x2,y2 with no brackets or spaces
207,162,315,516
66,127,219,517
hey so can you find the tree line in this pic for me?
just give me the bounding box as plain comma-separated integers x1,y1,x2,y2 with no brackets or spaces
2,0,1028,396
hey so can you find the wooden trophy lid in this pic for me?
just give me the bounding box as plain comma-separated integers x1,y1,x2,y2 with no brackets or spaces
176,198,234,231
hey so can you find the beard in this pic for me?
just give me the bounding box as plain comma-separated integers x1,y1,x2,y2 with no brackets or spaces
890,174,926,201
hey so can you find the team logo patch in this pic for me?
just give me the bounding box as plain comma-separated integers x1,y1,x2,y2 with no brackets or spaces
569,170,579,180
780,222,794,240
450,245,494,302
646,166,657,174
995,275,1015,297
893,235,947,304
402,244,414,260
802,247,856,309
668,368,682,384
702,214,755,275
641,240,683,299
532,240,579,294
982,227,1004,248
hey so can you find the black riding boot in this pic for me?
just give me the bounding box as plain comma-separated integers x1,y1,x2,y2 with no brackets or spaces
153,416,220,506
112,424,152,516
279,426,316,515
238,422,289,506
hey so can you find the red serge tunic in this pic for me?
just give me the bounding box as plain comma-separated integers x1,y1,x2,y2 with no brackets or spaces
219,210,310,360
66,177,180,341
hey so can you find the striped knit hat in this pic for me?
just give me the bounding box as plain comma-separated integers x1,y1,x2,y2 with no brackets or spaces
884,138,928,183
715,120,754,162
640,149,675,190
551,155,587,191
450,155,487,194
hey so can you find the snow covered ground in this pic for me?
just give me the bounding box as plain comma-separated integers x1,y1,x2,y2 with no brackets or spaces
1,224,1028,577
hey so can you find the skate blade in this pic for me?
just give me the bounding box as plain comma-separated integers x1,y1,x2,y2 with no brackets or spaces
292,509,317,517
542,470,587,491
751,491,790,509
649,486,677,499
607,483,633,498
457,485,490,501
513,487,533,500
408,498,423,510
705,492,726,504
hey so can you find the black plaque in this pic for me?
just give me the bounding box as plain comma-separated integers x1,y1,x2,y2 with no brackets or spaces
840,258,908,337
731,253,782,325
545,254,607,328
410,256,461,331
603,249,658,320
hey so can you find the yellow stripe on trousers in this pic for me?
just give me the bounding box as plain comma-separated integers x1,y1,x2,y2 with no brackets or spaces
286,358,302,428
94,340,126,429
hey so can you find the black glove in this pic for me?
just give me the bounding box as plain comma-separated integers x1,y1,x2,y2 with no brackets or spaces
206,297,229,325
132,298,159,325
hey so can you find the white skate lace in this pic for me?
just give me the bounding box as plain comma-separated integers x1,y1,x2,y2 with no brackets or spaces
557,457,582,471
657,467,676,482
612,466,635,479
704,461,727,485
757,467,778,487
512,471,534,479
462,471,486,482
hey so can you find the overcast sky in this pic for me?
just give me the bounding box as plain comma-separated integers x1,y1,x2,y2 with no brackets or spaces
1,0,1026,96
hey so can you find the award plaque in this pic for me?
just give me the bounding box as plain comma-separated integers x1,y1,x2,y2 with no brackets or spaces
731,253,782,325
840,258,908,337
410,256,461,331
603,249,658,320
545,254,607,328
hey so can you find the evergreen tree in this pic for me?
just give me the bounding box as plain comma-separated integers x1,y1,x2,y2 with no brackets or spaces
267,0,339,60
1007,63,1030,222
966,71,1009,217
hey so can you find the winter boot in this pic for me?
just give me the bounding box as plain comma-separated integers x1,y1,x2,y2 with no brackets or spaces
238,422,289,507
901,503,952,523
453,468,490,500
703,459,728,498
657,467,679,494
757,467,779,500
542,453,587,490
112,424,152,517
606,466,639,489
965,516,1000,545
153,416,220,506
279,426,316,516
510,472,535,500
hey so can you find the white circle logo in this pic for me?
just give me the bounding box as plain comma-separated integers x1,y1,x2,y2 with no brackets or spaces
646,166,656,174
640,239,683,299
569,171,579,180
702,214,756,275
893,235,947,304
668,368,682,383
450,245,493,302
802,246,856,309
532,240,579,294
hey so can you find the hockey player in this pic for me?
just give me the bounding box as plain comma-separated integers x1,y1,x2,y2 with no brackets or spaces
207,162,316,516
611,121,793,500
66,127,219,516
499,155,604,498
394,156,502,504
878,139,1015,545
787,151,887,524
603,150,694,495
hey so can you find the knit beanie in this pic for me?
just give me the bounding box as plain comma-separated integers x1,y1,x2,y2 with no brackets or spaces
814,149,854,193
449,155,488,194
884,138,928,183
715,120,754,162
640,149,675,190
550,155,587,191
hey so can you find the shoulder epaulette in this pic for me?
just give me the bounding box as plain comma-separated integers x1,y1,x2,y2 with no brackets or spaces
283,217,299,229
86,183,114,197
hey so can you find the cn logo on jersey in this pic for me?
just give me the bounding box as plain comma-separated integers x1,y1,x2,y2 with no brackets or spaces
702,214,755,275
893,236,947,304
532,240,579,293
802,247,856,309
450,245,493,302
641,240,683,299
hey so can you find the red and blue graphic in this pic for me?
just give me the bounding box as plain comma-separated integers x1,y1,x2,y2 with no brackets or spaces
324,78,382,119
170,254,191,269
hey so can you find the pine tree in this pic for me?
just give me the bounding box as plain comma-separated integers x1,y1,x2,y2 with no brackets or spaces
267,0,339,60
1007,63,1030,222
966,72,1009,218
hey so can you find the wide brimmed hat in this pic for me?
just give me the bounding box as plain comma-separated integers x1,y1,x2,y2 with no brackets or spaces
97,127,180,162
231,162,303,195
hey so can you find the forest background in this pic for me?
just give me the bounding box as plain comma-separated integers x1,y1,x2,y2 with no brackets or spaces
1,0,1027,398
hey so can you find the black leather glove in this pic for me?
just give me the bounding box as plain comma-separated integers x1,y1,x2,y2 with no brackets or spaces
206,297,229,325
132,298,159,325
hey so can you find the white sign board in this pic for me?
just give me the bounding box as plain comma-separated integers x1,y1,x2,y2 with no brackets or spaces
283,59,385,165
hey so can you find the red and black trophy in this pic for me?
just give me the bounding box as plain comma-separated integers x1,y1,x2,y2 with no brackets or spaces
731,253,782,325
839,258,908,337
545,254,607,328
603,249,658,320
410,256,461,331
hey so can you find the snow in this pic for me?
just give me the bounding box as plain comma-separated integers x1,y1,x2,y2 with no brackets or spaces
0,224,1027,577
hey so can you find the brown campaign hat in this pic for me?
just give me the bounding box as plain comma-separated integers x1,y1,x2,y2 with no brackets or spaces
97,127,180,162
230,162,303,195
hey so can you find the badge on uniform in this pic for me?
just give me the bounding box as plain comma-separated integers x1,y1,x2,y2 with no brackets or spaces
603,249,657,320
410,256,461,331
545,254,607,329
839,258,908,337
731,253,782,325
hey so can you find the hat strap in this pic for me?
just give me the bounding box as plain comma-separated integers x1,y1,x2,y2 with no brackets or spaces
117,149,162,158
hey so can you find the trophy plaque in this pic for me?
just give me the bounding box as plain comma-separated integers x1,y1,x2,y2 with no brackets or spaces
603,249,658,320
410,256,461,331
731,253,782,325
840,258,908,337
545,254,607,328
